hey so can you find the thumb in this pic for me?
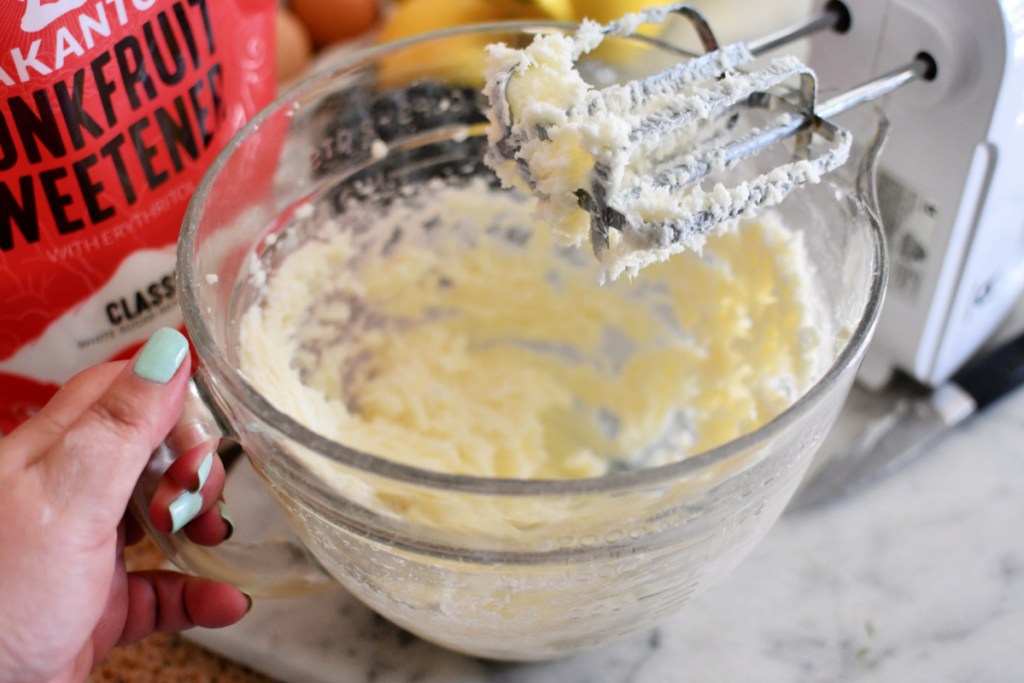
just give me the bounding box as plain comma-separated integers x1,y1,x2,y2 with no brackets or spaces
38,328,192,525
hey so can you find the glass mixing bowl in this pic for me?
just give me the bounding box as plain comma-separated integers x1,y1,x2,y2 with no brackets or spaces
142,23,888,661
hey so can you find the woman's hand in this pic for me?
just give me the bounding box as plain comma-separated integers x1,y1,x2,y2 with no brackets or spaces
0,328,246,683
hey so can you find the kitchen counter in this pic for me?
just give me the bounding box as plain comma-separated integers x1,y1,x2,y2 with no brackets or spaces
93,364,1024,682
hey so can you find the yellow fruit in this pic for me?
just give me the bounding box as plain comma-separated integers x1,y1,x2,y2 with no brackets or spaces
570,0,675,23
512,0,574,20
570,0,678,65
385,0,572,19
378,0,549,43
374,0,678,88
375,0,551,87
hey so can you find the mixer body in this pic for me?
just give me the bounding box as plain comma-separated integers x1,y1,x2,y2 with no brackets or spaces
809,0,1024,388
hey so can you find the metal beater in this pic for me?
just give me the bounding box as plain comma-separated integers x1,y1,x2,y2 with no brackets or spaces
493,0,1024,389
489,4,930,260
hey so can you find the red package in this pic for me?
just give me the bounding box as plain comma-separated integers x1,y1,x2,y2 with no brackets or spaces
0,0,276,432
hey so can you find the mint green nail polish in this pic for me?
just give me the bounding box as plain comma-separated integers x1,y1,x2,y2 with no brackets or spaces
193,451,214,492
134,328,188,384
219,501,235,540
169,490,203,533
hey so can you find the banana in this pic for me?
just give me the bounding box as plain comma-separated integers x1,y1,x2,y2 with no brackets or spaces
570,0,675,23
376,0,556,86
512,0,574,20
375,0,678,87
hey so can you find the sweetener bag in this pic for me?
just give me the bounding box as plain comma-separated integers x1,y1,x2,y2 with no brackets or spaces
0,0,276,432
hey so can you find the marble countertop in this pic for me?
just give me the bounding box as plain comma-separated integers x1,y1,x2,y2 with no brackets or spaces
185,359,1024,682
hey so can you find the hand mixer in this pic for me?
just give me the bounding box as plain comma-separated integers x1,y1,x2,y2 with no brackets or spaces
490,0,1024,389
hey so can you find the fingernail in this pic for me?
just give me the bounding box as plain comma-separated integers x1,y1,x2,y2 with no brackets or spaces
192,451,214,493
218,501,235,540
243,592,254,613
168,491,203,533
133,328,189,384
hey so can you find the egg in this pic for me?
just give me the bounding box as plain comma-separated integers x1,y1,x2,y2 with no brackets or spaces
275,7,314,83
290,0,378,48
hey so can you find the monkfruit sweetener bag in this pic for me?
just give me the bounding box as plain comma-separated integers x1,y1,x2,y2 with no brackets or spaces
0,0,276,432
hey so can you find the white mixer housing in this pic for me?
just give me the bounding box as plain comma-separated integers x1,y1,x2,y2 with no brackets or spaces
809,0,1024,388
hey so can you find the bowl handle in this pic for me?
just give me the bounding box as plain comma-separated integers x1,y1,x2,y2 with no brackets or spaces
129,369,334,598
854,108,890,227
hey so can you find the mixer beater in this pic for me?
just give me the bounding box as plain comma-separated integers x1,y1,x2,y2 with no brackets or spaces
488,0,1024,388
486,2,933,279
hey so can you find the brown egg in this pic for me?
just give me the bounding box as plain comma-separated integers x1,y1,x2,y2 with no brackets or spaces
276,7,314,83
290,0,378,48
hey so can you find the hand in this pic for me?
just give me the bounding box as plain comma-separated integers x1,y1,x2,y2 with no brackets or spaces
0,328,248,683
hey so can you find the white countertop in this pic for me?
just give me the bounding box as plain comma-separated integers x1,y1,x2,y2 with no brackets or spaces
188,353,1024,683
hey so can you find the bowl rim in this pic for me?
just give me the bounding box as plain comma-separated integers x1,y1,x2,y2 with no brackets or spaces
178,21,889,496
